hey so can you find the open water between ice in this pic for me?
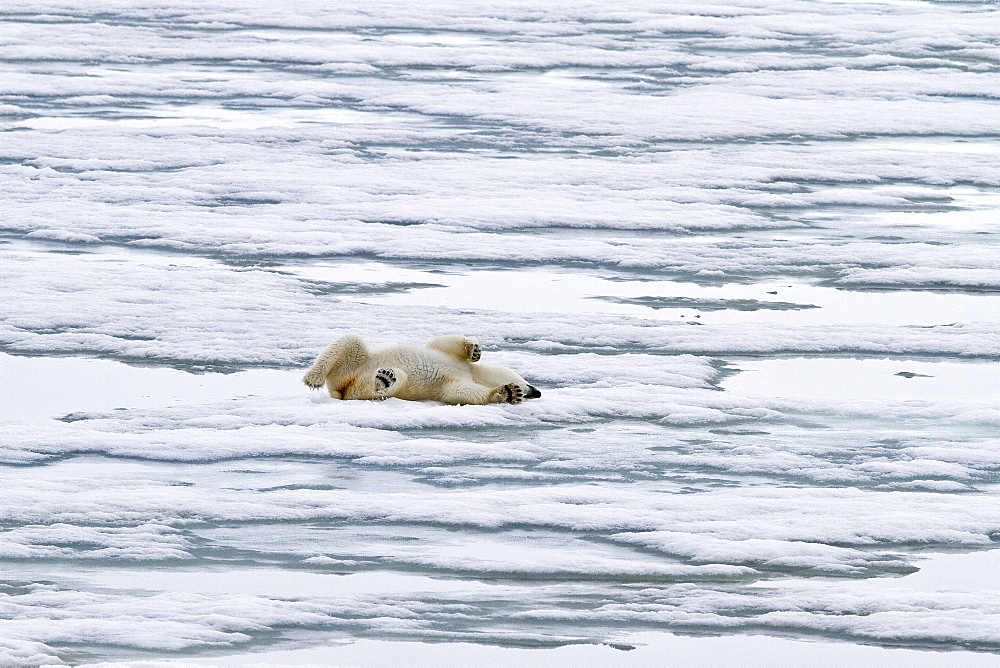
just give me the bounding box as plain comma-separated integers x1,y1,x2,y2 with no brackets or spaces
2,1,1000,665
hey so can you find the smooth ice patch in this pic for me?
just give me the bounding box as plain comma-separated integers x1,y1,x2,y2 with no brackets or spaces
287,260,998,327
857,139,1000,157
0,353,294,423
875,549,1000,593
722,357,1000,403
161,632,1000,668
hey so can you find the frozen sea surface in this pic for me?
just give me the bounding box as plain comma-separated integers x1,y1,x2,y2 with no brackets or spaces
1,1,1000,665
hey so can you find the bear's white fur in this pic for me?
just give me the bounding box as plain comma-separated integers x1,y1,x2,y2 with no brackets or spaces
302,334,541,405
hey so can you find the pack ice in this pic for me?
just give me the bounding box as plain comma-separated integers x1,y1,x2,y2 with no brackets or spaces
1,0,999,665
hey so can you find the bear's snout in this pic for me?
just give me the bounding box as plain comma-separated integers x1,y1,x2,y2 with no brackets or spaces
525,385,541,399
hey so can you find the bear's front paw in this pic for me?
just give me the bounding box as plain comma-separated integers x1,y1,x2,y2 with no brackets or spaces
501,383,524,405
467,341,482,363
303,370,326,389
374,368,397,396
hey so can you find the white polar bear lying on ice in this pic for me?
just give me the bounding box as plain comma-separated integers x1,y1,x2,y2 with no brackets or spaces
303,334,541,405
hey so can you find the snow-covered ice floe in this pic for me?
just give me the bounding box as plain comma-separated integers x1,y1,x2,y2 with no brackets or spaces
1,0,999,665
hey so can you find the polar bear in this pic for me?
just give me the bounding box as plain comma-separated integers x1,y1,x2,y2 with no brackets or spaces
302,334,541,405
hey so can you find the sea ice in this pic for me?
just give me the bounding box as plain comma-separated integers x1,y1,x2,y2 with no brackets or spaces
1,0,999,664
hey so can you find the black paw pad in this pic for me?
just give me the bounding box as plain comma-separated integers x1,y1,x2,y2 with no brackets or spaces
502,383,524,405
469,343,482,362
375,368,396,392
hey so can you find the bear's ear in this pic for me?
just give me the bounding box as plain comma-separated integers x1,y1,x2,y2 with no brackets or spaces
525,385,542,399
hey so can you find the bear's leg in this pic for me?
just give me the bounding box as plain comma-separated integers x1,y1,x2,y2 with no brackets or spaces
303,334,369,390
440,380,523,405
342,367,408,400
497,383,524,405
425,335,482,363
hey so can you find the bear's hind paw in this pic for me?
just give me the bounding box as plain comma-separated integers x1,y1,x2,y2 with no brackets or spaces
374,368,397,396
501,383,524,405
